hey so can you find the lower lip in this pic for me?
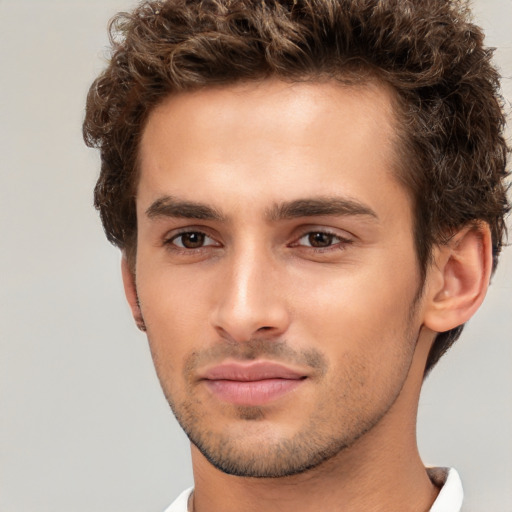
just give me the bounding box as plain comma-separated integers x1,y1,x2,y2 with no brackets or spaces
204,378,304,406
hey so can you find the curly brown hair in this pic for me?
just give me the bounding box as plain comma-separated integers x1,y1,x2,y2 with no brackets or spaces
83,0,510,374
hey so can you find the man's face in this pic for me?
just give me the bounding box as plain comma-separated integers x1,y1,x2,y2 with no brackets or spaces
131,80,426,477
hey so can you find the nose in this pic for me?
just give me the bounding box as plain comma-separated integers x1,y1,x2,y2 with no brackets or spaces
210,243,290,343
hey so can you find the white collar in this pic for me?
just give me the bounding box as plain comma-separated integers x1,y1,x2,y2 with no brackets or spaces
428,467,464,512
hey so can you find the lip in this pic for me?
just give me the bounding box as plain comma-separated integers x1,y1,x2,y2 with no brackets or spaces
198,361,307,406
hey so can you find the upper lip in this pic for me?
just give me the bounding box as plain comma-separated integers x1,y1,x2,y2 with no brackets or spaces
198,361,307,381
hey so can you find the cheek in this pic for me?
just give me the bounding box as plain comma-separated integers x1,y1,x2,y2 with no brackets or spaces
137,258,210,324
290,256,420,364
296,271,420,428
136,265,213,380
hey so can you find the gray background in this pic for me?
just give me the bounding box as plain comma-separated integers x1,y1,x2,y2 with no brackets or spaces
0,1,511,511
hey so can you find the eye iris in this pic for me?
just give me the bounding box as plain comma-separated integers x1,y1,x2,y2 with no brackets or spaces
308,232,334,247
181,232,205,248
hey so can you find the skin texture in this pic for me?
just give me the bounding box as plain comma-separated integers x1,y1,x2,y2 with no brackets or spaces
122,79,492,512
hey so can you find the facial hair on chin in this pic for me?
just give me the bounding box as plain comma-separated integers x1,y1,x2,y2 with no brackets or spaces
151,329,419,479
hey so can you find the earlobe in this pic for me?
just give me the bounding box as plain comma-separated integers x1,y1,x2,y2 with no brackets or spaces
423,222,492,333
121,254,147,332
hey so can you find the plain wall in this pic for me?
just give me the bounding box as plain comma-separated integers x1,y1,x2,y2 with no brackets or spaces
1,1,511,511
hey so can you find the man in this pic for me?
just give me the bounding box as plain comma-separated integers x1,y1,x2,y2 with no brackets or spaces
83,0,509,511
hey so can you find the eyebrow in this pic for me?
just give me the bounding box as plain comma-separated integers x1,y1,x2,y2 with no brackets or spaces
145,195,378,223
146,196,225,221
266,197,378,222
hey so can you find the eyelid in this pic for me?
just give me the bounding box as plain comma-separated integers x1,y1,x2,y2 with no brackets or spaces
291,226,354,245
164,227,221,249
174,233,216,248
161,225,354,252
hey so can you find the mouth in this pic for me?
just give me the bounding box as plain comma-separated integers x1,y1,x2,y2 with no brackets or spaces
198,361,308,406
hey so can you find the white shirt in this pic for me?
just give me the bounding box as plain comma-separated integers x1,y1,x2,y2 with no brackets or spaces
163,467,463,512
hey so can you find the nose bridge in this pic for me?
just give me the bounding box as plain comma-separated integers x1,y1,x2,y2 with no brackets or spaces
212,236,289,342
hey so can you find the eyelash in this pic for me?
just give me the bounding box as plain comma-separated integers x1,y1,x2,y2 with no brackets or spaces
164,229,353,253
291,230,353,252
165,230,219,252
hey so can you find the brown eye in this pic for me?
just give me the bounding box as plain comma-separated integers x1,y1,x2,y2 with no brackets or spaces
307,232,335,248
173,232,207,249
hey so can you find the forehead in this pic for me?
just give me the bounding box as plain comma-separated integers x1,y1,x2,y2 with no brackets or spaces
137,79,405,219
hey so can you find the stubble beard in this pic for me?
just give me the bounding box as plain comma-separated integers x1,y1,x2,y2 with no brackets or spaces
171,398,379,478
153,326,420,479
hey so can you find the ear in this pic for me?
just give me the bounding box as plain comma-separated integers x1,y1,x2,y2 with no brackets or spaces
121,254,146,332
423,222,493,333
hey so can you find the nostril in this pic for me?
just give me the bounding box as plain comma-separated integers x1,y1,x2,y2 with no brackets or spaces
257,326,273,332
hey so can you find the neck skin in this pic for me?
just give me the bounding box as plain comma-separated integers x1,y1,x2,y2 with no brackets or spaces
189,328,439,512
